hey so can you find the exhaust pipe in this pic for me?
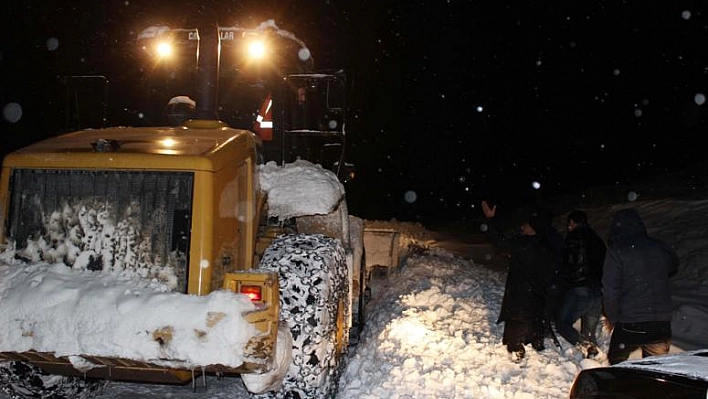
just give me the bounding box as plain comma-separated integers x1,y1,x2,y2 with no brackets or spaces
194,18,220,120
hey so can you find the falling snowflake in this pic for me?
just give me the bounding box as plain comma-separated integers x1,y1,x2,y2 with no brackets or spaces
3,102,22,123
46,37,59,51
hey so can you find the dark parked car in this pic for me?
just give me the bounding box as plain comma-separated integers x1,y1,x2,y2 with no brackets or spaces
569,349,708,399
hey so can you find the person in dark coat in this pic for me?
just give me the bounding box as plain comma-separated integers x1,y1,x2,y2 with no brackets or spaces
534,208,566,332
482,201,554,362
557,209,606,358
603,208,679,364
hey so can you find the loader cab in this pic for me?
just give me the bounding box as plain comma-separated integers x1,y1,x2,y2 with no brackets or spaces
58,24,356,183
255,72,353,182
284,74,345,133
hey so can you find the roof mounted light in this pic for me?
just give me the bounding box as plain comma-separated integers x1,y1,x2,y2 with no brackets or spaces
155,41,174,59
246,39,267,60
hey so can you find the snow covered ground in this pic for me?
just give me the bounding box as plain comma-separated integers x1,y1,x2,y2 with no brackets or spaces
1,193,707,398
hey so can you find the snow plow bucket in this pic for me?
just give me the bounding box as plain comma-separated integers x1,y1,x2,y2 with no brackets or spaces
0,351,196,383
0,272,280,384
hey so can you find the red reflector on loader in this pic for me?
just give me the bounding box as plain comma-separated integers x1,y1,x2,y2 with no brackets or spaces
240,285,262,302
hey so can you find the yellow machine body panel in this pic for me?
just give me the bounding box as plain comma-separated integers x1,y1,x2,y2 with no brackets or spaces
0,122,260,296
0,122,280,382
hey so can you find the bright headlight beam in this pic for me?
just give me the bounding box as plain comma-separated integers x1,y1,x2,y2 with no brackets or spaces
247,40,266,59
156,42,173,58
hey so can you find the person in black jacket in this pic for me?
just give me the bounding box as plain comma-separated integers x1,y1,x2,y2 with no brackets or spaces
482,201,555,362
535,208,566,334
557,209,606,358
603,208,679,364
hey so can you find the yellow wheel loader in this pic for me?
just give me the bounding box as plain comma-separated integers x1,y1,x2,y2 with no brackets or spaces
0,17,372,399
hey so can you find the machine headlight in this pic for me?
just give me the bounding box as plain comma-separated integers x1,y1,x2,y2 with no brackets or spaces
247,39,267,60
156,41,173,58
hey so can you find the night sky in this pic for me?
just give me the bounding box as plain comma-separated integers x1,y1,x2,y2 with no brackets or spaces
2,1,708,227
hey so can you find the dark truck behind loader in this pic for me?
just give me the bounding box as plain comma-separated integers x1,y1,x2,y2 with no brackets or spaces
0,19,381,399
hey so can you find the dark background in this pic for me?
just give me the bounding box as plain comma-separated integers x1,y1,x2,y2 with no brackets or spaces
2,1,707,227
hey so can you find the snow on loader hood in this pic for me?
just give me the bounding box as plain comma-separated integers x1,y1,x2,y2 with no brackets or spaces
0,257,258,370
258,160,345,220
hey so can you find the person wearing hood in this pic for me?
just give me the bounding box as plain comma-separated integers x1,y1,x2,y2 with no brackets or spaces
602,208,679,364
557,209,606,358
481,201,555,362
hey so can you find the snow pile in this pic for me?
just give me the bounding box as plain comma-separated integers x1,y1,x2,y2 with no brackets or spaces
338,248,596,399
259,160,345,220
167,95,196,108
0,261,257,369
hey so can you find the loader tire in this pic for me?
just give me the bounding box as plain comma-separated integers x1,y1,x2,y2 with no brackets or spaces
0,361,107,399
257,233,349,399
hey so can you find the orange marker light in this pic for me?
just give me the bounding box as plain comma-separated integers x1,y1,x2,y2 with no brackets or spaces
240,285,262,302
